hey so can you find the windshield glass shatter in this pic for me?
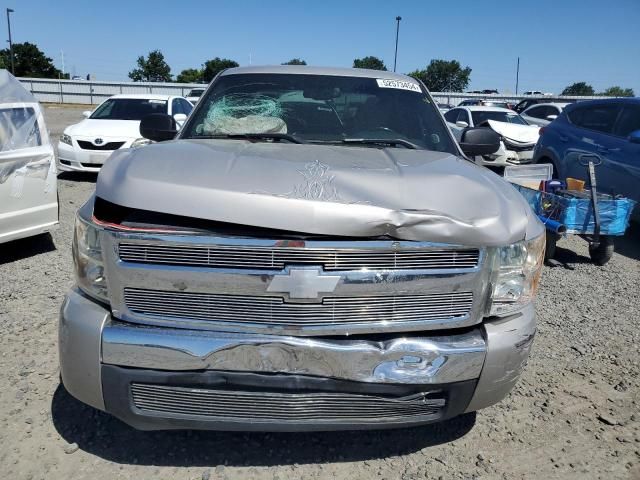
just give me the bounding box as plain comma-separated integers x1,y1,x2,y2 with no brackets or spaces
183,73,456,153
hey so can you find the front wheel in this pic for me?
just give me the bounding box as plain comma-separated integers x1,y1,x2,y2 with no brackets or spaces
588,236,614,265
545,231,557,261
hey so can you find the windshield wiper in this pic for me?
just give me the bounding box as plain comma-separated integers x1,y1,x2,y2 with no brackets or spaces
342,138,420,149
195,133,306,144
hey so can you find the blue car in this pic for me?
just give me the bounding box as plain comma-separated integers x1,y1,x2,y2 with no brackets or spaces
533,98,640,221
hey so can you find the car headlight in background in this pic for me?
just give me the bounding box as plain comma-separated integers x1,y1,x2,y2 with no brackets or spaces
130,137,151,148
489,233,545,316
60,133,73,146
73,214,109,303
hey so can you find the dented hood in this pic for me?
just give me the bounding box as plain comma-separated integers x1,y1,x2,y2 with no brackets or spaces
96,139,539,246
487,120,539,145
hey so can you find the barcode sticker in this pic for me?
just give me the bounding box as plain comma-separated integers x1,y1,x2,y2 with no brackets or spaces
376,79,421,92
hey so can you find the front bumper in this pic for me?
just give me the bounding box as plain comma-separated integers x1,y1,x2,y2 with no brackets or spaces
59,289,536,431
477,141,534,167
57,139,130,172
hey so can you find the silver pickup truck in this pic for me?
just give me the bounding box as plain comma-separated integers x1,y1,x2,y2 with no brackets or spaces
59,66,545,431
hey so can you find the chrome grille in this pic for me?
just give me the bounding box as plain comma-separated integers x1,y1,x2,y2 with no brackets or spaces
118,243,480,270
131,383,446,422
123,288,474,327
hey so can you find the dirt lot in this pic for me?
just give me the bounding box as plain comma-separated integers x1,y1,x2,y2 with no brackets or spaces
0,105,638,480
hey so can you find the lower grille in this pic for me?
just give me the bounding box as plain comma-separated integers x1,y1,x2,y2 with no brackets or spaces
131,383,446,422
77,140,125,150
504,142,534,152
123,288,474,327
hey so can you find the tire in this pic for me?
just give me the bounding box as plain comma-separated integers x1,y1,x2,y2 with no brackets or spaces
588,236,614,265
544,231,557,261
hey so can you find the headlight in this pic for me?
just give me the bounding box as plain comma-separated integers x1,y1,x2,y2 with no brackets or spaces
489,233,545,316
130,137,151,148
73,214,109,303
60,133,73,146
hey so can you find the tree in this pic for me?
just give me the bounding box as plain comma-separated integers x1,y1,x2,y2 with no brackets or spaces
353,56,387,71
202,57,239,82
561,82,595,96
176,68,203,83
282,58,307,65
0,42,62,78
407,59,471,92
128,50,172,82
601,86,634,97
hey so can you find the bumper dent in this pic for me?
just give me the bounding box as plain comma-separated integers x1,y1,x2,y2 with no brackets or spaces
58,290,535,430
102,321,487,385
465,302,536,412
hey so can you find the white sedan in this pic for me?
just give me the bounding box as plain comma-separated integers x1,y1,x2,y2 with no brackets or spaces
444,106,540,167
57,94,193,172
520,102,570,127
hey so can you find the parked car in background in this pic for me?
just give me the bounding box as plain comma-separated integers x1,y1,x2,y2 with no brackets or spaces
521,103,570,126
533,98,640,220
514,98,571,113
458,99,513,109
445,106,540,167
186,87,206,104
57,94,193,172
468,89,498,94
437,102,454,113
523,91,543,96
0,71,58,244
59,65,544,432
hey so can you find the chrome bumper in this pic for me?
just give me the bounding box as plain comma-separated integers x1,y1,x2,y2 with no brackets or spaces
59,289,536,430
102,320,486,385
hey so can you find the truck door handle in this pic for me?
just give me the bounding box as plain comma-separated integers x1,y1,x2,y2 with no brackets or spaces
559,135,569,142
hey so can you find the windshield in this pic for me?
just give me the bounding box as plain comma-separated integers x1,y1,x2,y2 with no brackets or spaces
471,111,528,126
181,73,456,153
188,89,205,98
90,98,168,120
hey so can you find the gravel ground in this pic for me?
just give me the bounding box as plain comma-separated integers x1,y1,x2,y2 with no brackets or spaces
0,105,638,480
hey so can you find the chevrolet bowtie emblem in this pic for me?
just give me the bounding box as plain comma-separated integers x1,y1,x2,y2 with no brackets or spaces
267,268,340,299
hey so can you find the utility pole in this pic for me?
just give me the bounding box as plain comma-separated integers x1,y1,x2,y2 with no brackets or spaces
61,50,65,78
6,8,15,75
515,57,520,95
393,16,402,72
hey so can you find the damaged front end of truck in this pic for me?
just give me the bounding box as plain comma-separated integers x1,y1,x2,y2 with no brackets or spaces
59,66,544,431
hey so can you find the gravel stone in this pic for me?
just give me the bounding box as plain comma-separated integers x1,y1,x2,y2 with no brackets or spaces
63,443,79,454
597,414,618,426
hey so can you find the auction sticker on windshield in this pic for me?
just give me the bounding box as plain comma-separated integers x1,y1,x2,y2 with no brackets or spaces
376,79,421,92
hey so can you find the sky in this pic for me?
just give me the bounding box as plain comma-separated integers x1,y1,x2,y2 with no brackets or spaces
4,0,640,95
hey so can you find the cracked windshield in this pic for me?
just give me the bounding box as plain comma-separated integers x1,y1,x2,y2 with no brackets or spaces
182,73,456,152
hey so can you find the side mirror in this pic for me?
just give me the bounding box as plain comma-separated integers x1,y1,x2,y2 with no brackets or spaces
459,127,501,157
82,111,91,118
546,115,558,121
140,113,178,142
455,120,469,128
173,113,187,125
